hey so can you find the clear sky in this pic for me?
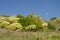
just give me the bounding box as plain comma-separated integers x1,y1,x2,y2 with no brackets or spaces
0,0,60,20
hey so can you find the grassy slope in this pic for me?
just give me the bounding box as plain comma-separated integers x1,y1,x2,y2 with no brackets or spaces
0,29,60,40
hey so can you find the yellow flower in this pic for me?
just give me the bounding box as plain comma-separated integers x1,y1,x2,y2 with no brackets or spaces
8,23,22,30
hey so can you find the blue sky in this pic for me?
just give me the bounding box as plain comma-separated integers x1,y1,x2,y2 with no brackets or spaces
0,0,60,20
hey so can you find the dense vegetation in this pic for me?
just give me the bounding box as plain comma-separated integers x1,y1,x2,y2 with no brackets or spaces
0,13,60,40
0,13,60,32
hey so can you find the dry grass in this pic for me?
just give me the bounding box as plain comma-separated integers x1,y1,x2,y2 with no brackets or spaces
0,28,60,40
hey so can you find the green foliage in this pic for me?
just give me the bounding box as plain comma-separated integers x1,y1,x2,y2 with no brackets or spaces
18,18,28,27
50,17,57,20
16,14,24,18
48,18,60,31
1,14,9,17
18,13,45,31
0,13,60,32
26,13,43,29
48,22,56,30
18,13,35,27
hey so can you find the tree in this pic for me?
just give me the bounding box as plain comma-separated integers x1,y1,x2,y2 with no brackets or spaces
1,14,9,17
16,14,24,18
18,13,35,27
50,17,57,20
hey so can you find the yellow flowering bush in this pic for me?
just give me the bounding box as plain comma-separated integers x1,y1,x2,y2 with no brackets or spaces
8,23,22,30
25,25,36,31
42,22,48,27
8,16,20,23
0,21,10,28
